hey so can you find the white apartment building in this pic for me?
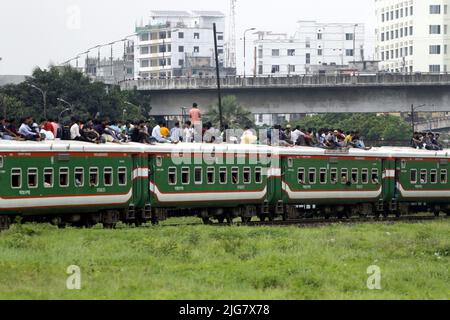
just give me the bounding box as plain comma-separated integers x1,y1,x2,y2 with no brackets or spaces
375,0,450,73
135,10,226,79
254,21,365,76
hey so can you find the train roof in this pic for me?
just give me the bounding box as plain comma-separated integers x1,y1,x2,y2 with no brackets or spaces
0,140,147,153
1,140,450,159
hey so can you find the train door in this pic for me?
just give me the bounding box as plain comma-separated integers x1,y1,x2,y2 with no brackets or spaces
382,157,397,212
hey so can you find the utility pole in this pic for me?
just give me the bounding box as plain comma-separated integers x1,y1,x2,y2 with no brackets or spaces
213,23,224,130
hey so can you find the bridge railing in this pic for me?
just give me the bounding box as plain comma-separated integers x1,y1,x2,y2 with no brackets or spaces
120,73,450,90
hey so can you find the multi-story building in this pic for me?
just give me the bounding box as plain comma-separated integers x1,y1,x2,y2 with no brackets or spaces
135,10,228,78
254,21,365,76
84,40,135,84
375,0,450,73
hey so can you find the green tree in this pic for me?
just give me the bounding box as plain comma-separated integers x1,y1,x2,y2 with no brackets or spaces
0,66,152,122
293,113,411,141
0,92,29,119
204,95,254,129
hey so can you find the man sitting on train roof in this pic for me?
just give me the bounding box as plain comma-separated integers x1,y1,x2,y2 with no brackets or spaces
18,117,42,141
0,117,22,141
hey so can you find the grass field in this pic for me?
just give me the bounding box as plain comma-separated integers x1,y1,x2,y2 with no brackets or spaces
0,218,449,300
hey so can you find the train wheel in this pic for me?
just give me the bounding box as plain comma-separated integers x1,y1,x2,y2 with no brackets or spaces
217,216,225,224
0,216,11,231
434,211,441,217
202,217,211,225
241,217,251,224
258,215,267,222
225,215,233,224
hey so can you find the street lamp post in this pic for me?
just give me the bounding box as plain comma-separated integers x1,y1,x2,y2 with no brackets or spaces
411,104,427,133
30,84,48,119
57,98,74,113
243,28,256,78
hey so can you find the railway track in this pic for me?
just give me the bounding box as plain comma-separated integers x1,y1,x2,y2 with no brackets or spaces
159,214,449,228
239,215,448,228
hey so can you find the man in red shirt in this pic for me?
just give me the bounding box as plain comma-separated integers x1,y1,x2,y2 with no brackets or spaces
189,103,201,124
43,119,54,133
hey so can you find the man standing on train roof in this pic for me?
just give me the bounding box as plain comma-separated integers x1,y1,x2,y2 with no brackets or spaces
189,103,201,125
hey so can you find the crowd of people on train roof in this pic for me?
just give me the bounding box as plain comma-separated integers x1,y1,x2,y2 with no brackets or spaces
411,131,444,151
0,103,445,151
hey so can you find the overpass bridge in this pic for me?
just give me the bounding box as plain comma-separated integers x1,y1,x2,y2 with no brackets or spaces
416,116,450,132
119,74,450,116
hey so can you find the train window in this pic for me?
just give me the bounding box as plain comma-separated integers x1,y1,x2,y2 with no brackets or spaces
298,168,305,184
231,167,239,184
243,167,251,184
410,169,417,184
351,169,359,184
168,168,177,185
255,167,263,184
341,169,349,185
104,168,113,186
156,156,163,167
219,168,227,184
330,168,338,184
118,168,127,186
440,170,448,184
309,168,316,184
28,168,38,189
44,168,54,188
207,168,215,184
89,168,99,187
0,156,3,168
420,170,427,184
361,169,369,184
372,169,380,185
288,158,293,168
181,168,190,185
194,167,203,185
59,168,69,187
74,168,84,188
430,170,438,184
319,169,327,184
11,169,22,189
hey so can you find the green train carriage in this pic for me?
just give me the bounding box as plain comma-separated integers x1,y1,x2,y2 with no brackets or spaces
393,147,450,216
0,141,150,229
146,144,279,223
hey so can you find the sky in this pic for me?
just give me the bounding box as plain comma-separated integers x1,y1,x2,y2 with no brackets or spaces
0,0,376,75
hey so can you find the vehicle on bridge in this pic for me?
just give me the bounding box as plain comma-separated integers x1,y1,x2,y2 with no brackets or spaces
0,141,449,230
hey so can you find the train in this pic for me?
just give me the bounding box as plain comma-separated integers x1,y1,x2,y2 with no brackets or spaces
0,140,449,230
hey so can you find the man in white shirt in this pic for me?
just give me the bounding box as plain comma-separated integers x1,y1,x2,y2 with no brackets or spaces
183,121,194,143
70,118,82,140
151,122,170,143
170,122,183,143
